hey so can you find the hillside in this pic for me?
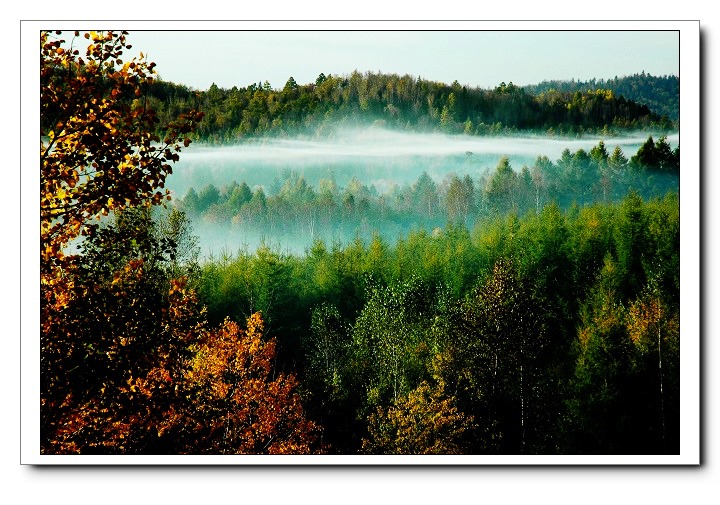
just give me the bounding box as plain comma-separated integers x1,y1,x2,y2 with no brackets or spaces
141,71,676,143
522,72,679,121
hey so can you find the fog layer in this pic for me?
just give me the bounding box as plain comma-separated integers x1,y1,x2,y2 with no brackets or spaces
169,129,677,196
165,128,679,256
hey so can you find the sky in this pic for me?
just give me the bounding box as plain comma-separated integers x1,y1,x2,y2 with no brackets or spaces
114,27,680,91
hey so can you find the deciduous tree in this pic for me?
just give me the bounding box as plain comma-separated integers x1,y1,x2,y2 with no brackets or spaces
41,30,204,454
362,381,474,454
41,29,202,329
184,313,321,454
626,282,680,453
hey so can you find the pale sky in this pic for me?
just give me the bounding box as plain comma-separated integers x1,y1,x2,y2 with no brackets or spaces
114,28,679,91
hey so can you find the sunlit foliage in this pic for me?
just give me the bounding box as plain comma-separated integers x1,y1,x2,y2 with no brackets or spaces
362,381,475,454
142,70,673,143
184,313,321,454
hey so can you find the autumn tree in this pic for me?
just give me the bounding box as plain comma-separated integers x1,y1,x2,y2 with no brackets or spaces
626,281,680,453
184,313,321,454
40,30,204,453
41,208,207,453
41,30,202,303
362,381,475,454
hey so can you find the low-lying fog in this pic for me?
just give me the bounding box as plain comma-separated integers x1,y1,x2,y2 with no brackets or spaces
164,128,679,256
168,128,678,198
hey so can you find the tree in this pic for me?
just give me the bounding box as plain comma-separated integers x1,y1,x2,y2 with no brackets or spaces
614,190,650,300
155,207,202,286
41,208,207,454
531,155,554,211
630,136,658,171
197,183,221,212
626,282,680,453
608,145,629,171
181,187,202,216
653,135,679,172
569,148,592,205
41,30,202,330
362,381,475,454
589,140,609,168
589,140,612,201
445,174,475,225
226,181,253,213
41,30,204,453
569,265,679,454
347,276,437,423
485,156,518,214
412,171,440,219
454,259,549,453
184,313,321,454
569,257,634,454
40,31,326,456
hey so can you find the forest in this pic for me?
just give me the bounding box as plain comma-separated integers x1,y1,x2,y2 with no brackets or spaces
175,134,678,253
522,72,679,121
40,30,681,456
137,68,677,143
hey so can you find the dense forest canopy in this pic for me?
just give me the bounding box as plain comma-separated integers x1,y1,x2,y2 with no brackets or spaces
523,72,680,121
39,30,682,457
137,70,677,143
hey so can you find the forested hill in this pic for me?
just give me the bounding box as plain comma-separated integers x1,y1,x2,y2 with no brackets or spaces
142,71,676,143
522,72,679,121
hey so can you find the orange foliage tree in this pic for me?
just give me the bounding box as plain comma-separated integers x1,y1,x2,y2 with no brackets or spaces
184,313,321,454
626,282,680,453
40,30,203,454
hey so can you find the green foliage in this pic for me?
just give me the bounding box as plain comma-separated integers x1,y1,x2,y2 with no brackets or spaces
143,71,669,143
175,137,678,266
630,135,680,172
524,72,680,122
349,276,438,409
193,189,679,454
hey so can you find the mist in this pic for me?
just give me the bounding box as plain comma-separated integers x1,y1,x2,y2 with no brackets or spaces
169,128,677,195
164,127,679,256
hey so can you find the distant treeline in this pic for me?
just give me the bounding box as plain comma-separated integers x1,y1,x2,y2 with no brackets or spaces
523,72,680,121
141,71,676,143
176,136,679,246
